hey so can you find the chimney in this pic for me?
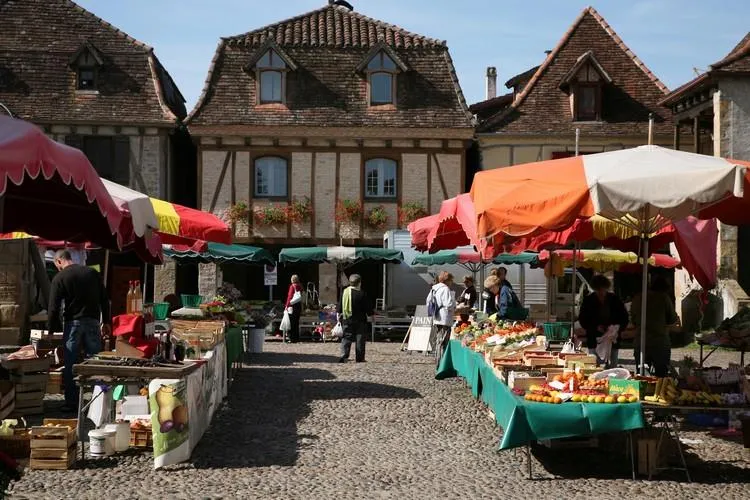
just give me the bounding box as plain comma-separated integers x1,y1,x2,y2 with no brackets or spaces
486,66,497,100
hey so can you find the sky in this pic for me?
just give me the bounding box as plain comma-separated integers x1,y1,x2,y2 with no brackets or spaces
75,0,748,109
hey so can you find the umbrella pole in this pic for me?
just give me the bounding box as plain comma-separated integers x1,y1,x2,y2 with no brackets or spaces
571,241,578,331
103,250,110,287
639,237,650,376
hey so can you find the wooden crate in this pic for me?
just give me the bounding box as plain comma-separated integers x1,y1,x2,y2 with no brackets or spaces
0,380,14,408
30,443,77,470
129,428,153,449
10,372,49,385
0,428,32,458
1,356,52,373
31,419,77,450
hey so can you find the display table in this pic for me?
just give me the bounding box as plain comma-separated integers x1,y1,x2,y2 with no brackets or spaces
437,340,645,450
697,339,746,368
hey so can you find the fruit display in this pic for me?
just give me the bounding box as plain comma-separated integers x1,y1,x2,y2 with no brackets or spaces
698,307,750,348
642,377,746,406
454,318,539,352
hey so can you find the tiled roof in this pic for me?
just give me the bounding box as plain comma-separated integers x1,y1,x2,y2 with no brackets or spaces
223,4,446,49
187,4,472,132
661,32,750,106
478,6,672,136
0,0,186,125
468,93,513,123
504,66,538,89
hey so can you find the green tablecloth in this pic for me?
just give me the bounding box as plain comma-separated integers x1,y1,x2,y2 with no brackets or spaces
225,326,243,372
436,339,645,449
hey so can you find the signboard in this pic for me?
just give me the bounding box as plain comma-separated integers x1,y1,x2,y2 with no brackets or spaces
406,305,433,352
264,264,278,286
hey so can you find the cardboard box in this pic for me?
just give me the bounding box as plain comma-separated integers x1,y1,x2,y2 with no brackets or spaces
508,373,548,391
609,378,656,400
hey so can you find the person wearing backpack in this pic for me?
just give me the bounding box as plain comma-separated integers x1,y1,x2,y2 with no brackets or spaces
427,271,456,364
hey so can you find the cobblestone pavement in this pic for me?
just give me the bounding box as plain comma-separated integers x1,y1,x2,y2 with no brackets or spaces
7,341,750,499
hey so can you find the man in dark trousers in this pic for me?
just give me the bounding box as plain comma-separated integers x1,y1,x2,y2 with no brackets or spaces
338,274,373,363
47,250,111,412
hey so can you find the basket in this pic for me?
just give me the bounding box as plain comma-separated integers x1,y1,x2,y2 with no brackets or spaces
543,322,571,341
0,428,32,458
153,302,170,320
180,295,203,308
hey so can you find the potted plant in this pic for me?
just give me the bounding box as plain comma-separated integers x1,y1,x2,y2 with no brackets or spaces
366,205,389,229
335,199,362,224
287,196,313,223
253,205,288,226
223,202,250,225
398,202,428,227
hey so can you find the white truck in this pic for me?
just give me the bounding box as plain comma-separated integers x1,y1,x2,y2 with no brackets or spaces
382,230,591,319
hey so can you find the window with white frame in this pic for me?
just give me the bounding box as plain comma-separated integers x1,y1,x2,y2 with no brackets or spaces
257,49,287,104
367,52,397,105
254,156,288,198
365,158,397,199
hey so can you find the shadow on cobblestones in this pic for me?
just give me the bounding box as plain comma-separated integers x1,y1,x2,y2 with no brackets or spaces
245,351,342,366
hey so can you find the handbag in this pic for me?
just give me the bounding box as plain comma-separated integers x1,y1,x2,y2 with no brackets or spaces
331,322,344,338
290,290,302,305
280,310,291,332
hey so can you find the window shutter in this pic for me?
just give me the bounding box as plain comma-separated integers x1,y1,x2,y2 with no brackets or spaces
113,136,131,186
65,134,83,151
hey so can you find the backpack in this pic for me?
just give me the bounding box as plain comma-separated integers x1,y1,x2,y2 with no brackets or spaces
427,289,442,318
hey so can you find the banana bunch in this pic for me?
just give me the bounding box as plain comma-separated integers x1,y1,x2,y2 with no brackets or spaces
644,377,721,405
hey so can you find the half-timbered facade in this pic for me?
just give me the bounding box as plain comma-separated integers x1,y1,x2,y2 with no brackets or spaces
187,1,473,301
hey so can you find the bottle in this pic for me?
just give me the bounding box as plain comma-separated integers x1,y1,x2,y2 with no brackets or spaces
134,281,143,314
163,332,172,362
126,281,134,315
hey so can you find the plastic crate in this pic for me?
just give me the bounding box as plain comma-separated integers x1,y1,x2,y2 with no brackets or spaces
543,322,571,341
180,295,203,308
153,302,170,320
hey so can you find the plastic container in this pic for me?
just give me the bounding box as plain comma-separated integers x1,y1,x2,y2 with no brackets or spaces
248,329,265,353
153,303,170,321
180,294,203,308
88,429,109,457
543,322,571,341
104,422,130,452
121,395,149,418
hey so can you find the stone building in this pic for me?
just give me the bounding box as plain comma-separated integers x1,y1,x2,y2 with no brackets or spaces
661,33,750,318
470,7,675,169
186,1,473,302
0,0,192,307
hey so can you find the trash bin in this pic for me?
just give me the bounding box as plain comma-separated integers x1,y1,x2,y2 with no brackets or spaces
243,323,266,353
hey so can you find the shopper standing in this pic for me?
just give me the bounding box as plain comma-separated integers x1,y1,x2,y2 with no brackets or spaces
285,274,303,343
457,275,477,309
47,249,110,412
482,275,501,315
631,276,678,376
338,274,373,362
577,275,628,368
428,271,457,364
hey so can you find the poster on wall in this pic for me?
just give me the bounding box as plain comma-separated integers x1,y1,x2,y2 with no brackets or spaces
264,264,278,286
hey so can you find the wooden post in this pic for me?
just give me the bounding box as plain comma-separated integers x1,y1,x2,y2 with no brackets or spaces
693,116,700,154
674,122,681,151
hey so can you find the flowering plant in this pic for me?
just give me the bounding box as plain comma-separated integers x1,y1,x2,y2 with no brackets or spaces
335,199,362,223
217,282,242,303
223,202,250,225
253,205,288,225
287,196,313,223
366,205,389,229
398,202,428,227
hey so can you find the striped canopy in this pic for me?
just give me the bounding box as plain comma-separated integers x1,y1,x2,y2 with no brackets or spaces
279,246,403,264
164,242,274,265
412,249,538,267
538,249,680,274
150,199,231,245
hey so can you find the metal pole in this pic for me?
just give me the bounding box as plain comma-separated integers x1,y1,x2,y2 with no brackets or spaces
575,128,580,156
639,236,649,375
103,250,110,287
648,113,654,145
571,242,578,329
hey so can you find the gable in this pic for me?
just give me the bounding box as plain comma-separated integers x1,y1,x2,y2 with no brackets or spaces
480,8,671,136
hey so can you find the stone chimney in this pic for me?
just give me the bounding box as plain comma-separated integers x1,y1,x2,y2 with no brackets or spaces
486,67,497,100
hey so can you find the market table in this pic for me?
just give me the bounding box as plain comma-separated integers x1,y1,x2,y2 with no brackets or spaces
437,339,644,478
697,339,746,368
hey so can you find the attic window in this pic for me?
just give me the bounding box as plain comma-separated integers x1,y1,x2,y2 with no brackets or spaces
575,84,600,121
366,52,398,105
70,45,103,91
257,49,287,104
561,53,611,122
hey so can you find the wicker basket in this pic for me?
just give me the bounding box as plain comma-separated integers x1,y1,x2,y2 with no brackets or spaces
0,428,32,458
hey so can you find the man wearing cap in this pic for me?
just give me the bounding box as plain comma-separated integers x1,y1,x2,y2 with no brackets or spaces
337,274,373,363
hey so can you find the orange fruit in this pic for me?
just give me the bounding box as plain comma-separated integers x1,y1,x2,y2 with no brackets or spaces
604,396,615,404
553,397,562,404
595,396,605,404
617,396,628,404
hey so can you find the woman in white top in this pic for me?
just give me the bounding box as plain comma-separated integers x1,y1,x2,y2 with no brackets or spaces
427,271,456,365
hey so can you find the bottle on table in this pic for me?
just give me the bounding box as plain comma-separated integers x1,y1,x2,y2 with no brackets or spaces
133,280,143,315
126,281,134,314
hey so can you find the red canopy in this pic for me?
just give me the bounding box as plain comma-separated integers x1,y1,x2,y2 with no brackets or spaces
407,214,441,252
0,116,124,248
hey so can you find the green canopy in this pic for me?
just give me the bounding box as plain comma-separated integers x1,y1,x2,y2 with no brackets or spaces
412,249,538,267
164,242,274,265
279,246,403,264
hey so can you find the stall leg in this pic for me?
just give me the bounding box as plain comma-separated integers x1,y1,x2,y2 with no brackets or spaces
526,444,533,480
77,379,85,462
628,431,636,480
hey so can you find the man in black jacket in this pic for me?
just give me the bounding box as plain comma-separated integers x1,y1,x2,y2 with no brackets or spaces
577,275,628,368
47,250,110,411
337,274,373,363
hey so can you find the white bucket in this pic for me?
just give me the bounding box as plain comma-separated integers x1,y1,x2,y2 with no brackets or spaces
104,422,130,452
88,429,108,457
100,429,116,456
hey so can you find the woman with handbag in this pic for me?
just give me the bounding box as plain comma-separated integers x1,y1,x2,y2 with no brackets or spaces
285,274,303,343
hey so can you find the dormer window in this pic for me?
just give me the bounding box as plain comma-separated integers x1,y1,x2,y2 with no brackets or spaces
367,52,397,105
69,42,104,92
560,51,611,122
257,49,286,104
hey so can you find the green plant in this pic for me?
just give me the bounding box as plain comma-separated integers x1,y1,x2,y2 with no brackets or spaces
398,202,428,227
335,199,362,223
224,202,250,225
287,196,313,223
366,205,389,229
253,205,288,225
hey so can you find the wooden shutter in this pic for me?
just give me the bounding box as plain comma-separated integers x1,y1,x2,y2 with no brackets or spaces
113,136,130,186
